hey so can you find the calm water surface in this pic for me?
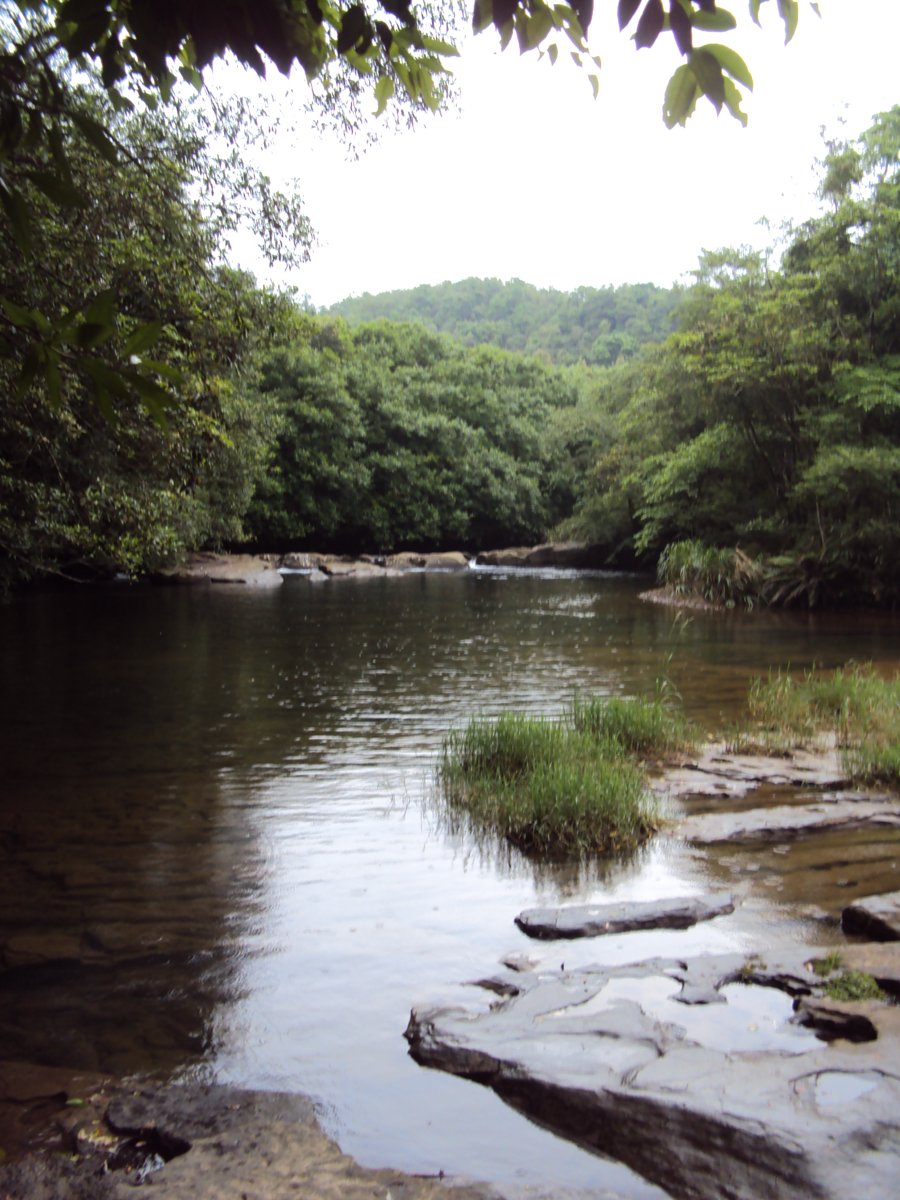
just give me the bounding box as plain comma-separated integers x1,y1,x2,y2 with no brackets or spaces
1,570,898,1197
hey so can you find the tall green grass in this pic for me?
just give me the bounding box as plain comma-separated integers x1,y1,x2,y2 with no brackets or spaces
747,664,899,785
657,540,762,608
437,696,690,856
571,693,695,756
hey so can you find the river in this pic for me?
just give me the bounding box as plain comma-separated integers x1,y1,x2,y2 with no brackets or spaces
1,569,898,1197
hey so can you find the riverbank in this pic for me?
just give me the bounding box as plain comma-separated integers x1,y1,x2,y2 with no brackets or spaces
0,1065,501,1200
153,543,618,586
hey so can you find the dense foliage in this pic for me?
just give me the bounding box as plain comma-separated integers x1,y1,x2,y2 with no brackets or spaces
0,76,298,587
326,278,680,366
563,106,900,606
245,318,582,552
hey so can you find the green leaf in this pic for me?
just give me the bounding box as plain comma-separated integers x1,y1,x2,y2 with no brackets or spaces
124,321,164,356
518,6,554,52
691,7,737,31
0,177,33,253
75,320,115,349
472,0,493,34
83,288,116,327
617,0,641,29
688,48,725,111
749,0,762,25
777,0,799,42
2,298,54,336
130,373,173,427
373,74,394,116
25,169,86,207
139,359,184,384
82,356,129,397
702,43,753,89
663,62,698,128
69,111,120,163
722,77,748,127
547,42,558,64
588,73,600,100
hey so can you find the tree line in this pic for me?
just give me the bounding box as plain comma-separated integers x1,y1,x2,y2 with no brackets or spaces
1,2,896,605
326,278,681,366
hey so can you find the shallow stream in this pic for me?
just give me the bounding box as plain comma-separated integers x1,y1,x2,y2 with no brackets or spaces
1,569,898,1197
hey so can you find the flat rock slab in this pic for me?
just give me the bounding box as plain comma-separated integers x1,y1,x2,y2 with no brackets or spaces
515,893,735,940
406,949,900,1200
676,797,900,844
0,1075,502,1200
842,891,900,941
655,742,848,801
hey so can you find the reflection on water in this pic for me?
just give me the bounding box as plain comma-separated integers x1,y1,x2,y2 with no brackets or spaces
0,573,897,1196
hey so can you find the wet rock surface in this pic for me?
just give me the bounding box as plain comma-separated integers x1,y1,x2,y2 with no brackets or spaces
842,890,900,941
0,1070,505,1200
157,552,283,587
406,948,900,1200
475,542,605,569
514,894,735,940
676,797,900,843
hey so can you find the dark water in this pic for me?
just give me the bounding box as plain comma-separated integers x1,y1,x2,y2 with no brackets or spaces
1,570,898,1197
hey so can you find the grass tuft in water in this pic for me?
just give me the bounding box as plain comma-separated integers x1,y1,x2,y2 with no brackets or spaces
747,664,900,784
824,970,887,1003
439,710,659,856
570,693,696,757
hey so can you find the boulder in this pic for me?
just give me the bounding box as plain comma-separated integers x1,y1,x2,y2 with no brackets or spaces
475,543,605,569
421,551,469,570
156,553,282,587
514,893,735,940
474,547,532,568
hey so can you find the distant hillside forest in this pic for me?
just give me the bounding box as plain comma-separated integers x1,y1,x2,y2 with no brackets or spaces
326,278,681,366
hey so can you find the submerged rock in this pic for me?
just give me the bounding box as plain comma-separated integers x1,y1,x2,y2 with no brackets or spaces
405,949,900,1200
842,891,900,941
514,893,735,940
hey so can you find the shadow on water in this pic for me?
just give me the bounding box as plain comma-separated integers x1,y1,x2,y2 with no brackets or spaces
0,572,897,1195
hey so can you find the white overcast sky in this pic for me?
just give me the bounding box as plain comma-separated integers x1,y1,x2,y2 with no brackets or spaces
222,1,900,307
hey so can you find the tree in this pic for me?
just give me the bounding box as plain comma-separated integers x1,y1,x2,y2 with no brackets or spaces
564,109,899,603
0,79,295,586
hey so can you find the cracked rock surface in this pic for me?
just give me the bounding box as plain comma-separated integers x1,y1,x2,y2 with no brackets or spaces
405,949,900,1200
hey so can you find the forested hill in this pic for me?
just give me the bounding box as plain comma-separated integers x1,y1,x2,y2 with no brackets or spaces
325,278,681,366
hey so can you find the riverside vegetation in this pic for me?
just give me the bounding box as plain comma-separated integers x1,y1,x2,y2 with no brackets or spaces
1,2,897,607
437,666,899,856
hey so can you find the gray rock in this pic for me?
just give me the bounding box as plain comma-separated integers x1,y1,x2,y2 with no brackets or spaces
157,553,283,587
676,798,900,844
406,950,900,1200
475,543,605,569
514,893,735,940
842,891,900,941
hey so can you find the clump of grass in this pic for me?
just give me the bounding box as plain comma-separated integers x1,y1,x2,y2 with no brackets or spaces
747,664,900,784
810,950,843,977
570,693,695,757
657,540,763,608
824,970,887,1003
439,711,658,856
